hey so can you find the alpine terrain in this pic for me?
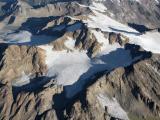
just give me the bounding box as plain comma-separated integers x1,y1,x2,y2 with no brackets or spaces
0,0,160,120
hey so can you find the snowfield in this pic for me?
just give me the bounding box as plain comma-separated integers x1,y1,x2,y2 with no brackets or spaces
38,42,132,98
85,10,139,34
85,5,160,54
39,45,91,86
130,31,160,54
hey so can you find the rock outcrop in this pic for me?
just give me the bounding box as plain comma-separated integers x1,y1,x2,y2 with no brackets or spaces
109,32,129,46
0,44,47,84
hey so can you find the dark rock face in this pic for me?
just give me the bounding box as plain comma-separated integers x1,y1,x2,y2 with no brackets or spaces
109,32,129,46
0,79,62,120
102,0,160,28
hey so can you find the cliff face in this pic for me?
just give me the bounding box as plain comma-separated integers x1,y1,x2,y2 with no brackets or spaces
0,45,47,84
102,0,160,28
75,54,160,120
0,0,160,120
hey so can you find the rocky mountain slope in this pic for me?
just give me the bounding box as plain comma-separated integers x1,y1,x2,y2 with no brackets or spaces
0,0,160,120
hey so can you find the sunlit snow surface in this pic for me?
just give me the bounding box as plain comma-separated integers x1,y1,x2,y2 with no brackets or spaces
85,10,139,34
39,45,91,86
85,3,160,54
38,43,132,98
130,31,160,54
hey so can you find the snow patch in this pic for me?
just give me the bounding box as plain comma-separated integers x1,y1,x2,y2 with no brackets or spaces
64,37,76,50
5,30,32,43
97,93,129,120
3,30,56,45
130,31,160,54
85,10,138,33
12,72,31,87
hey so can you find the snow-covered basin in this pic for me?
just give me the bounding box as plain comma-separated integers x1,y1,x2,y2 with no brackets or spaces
38,38,133,98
